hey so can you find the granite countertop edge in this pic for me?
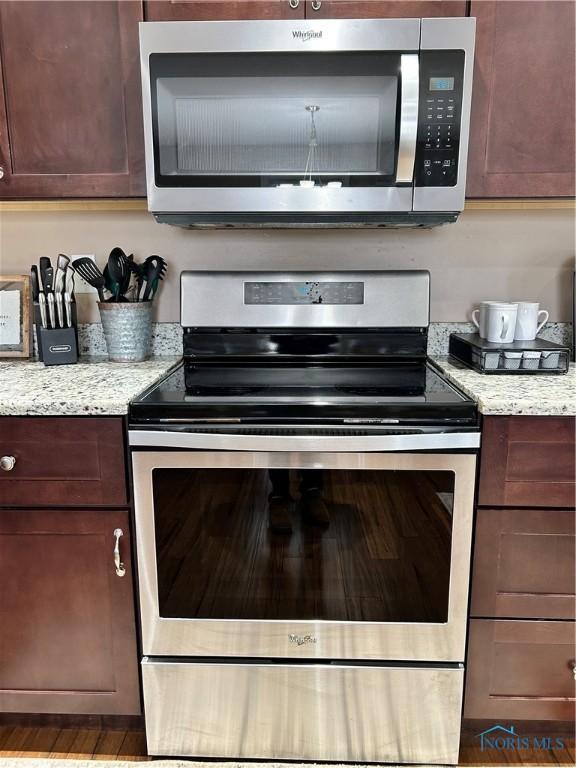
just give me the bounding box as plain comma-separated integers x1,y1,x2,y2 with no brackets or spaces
0,356,180,417
432,356,576,416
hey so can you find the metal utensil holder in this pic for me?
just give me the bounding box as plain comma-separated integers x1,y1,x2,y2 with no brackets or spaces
34,301,79,366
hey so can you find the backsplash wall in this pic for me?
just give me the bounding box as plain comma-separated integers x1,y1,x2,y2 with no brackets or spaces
1,208,574,323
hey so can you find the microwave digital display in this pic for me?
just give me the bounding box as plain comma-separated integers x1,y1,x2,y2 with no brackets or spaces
429,76,455,91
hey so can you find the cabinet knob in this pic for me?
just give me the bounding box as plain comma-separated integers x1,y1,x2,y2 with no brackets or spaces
289,0,300,8
0,455,16,472
113,528,126,577
571,661,576,681
0,166,4,180
311,0,322,9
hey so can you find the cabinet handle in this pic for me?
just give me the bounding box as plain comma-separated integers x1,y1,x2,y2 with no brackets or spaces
113,528,126,577
0,455,16,472
0,166,4,180
571,661,576,681
289,0,300,8
311,0,321,9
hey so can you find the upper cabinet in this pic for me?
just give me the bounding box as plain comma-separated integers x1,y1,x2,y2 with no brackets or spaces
466,0,575,197
145,1,305,20
304,1,465,19
0,0,145,198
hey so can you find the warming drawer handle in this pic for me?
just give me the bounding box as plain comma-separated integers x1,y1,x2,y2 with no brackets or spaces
113,528,126,578
0,455,16,472
396,54,419,184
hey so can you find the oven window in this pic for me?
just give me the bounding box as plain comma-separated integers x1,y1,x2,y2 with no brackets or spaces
150,52,401,188
152,468,454,623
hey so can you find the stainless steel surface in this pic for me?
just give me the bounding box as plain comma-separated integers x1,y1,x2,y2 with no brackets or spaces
181,270,430,328
113,528,126,578
129,429,480,451
47,293,56,329
98,302,152,363
38,293,47,329
141,659,464,763
413,17,476,213
132,450,476,661
395,54,419,183
139,18,421,54
0,455,16,472
139,18,474,221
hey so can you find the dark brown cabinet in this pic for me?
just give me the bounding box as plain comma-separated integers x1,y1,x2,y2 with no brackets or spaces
0,417,128,507
305,1,465,19
464,415,576,723
0,416,140,718
0,508,140,715
146,0,304,20
0,1,145,198
466,0,575,197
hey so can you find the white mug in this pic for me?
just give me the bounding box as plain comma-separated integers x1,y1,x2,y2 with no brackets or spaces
514,302,549,341
472,301,499,339
486,303,518,343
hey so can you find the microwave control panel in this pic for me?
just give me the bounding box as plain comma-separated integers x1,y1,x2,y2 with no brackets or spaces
415,51,466,187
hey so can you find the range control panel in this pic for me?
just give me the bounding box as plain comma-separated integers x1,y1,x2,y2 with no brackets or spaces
415,51,466,188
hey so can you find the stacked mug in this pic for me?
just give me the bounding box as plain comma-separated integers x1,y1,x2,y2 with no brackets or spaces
472,301,549,343
472,301,549,370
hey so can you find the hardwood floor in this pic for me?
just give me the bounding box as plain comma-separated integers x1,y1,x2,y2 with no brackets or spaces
0,726,573,765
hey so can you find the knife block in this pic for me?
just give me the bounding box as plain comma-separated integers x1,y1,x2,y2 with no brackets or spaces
34,300,79,365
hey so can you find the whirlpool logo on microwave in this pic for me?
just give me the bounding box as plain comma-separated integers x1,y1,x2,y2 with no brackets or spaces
292,30,323,41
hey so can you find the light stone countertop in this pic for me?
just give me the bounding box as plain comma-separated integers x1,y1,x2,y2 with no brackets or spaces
433,357,576,416
0,356,180,416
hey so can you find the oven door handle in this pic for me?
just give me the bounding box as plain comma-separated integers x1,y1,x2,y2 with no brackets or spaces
128,430,480,452
395,54,419,184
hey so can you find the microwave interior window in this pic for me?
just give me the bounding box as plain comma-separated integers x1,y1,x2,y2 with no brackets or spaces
150,53,401,187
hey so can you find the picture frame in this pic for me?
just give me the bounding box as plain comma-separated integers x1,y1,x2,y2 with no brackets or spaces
0,275,32,358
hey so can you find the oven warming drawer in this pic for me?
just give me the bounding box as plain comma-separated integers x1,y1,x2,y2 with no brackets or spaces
142,658,464,764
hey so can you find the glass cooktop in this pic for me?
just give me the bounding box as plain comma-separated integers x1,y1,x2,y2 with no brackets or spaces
130,361,478,427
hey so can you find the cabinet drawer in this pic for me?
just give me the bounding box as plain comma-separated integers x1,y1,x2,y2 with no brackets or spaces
478,417,575,508
0,417,127,507
471,508,575,620
464,619,576,721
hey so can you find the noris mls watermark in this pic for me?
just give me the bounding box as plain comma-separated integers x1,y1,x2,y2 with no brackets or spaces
477,724,565,752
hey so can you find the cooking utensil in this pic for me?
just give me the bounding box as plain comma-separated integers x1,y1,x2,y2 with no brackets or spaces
39,257,52,293
107,247,130,302
71,257,106,302
30,265,40,302
126,256,144,302
64,267,75,328
43,266,56,328
38,292,47,328
141,255,167,302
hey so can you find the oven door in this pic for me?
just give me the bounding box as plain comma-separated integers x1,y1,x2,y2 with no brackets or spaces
132,449,475,662
140,19,419,215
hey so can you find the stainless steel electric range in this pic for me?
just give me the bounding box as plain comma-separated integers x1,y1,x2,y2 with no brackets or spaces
129,270,479,765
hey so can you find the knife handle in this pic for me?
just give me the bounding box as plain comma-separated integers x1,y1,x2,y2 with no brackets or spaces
64,292,73,328
56,293,64,329
47,293,56,329
39,292,47,328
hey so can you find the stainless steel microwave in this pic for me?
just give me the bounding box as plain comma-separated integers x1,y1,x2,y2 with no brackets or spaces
139,17,475,228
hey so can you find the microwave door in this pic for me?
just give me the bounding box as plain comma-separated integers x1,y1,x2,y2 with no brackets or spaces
146,49,415,214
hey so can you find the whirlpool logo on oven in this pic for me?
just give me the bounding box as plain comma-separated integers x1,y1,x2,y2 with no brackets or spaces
292,30,322,42
289,633,317,646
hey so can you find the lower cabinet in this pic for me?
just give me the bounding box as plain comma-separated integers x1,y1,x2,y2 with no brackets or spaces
0,508,141,715
465,619,576,721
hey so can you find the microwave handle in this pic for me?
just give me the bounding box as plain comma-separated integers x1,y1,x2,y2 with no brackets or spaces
395,54,419,184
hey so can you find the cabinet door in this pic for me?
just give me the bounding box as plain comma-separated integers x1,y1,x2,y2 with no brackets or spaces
466,1,575,197
465,619,575,721
471,508,575,620
0,1,145,198
145,0,305,20
478,417,576,509
0,509,140,715
305,1,466,19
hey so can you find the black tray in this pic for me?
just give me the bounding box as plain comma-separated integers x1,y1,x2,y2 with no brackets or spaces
449,333,569,374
